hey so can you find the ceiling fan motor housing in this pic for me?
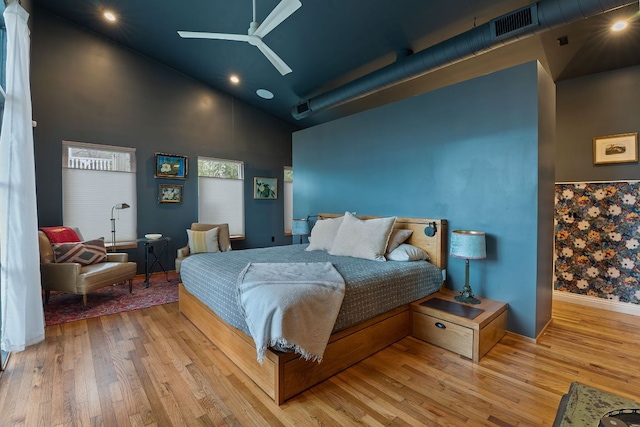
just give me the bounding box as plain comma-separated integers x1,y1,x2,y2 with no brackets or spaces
248,21,259,36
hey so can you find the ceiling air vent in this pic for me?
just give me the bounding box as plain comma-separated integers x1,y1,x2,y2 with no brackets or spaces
490,4,539,40
296,101,310,115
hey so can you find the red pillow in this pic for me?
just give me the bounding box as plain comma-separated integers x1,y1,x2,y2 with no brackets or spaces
40,226,81,243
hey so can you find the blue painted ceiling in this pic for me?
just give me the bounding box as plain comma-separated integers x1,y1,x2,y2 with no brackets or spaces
32,0,640,128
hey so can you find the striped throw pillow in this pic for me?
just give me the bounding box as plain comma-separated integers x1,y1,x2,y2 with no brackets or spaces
187,227,219,254
51,238,107,265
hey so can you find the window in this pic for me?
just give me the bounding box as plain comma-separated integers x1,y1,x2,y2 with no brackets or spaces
198,156,244,236
284,167,293,234
62,141,137,245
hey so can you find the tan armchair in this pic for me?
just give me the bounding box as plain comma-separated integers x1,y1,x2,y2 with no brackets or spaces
39,230,137,309
175,223,232,273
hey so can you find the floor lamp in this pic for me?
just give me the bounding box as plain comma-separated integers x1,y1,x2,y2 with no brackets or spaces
110,203,130,251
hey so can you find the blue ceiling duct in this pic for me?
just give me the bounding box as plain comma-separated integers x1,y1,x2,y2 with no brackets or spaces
292,0,636,120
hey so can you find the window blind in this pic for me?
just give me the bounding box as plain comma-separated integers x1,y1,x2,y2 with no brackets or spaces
62,141,137,244
198,177,245,236
284,180,293,234
63,169,137,243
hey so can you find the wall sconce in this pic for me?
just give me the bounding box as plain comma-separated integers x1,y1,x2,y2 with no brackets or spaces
424,221,437,237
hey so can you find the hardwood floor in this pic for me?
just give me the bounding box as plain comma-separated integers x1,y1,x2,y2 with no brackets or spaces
1,300,639,426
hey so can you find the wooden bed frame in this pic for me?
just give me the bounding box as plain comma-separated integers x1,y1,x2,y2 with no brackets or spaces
178,214,447,405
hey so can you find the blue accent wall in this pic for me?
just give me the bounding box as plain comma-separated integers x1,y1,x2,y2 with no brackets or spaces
293,61,555,339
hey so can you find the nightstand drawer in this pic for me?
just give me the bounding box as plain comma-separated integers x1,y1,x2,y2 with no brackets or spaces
413,312,473,359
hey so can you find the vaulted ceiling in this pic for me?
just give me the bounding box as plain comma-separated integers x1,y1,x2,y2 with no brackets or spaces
32,0,640,128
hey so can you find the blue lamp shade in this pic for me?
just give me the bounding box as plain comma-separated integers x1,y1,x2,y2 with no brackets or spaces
292,218,311,236
450,230,486,260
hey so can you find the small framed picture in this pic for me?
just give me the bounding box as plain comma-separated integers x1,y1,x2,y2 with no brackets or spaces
593,133,638,165
158,184,183,204
254,177,278,200
154,152,188,179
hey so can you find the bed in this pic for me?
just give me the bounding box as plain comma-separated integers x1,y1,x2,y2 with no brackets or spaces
178,214,447,405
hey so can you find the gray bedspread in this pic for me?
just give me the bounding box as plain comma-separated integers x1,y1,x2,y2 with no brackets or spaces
180,244,442,336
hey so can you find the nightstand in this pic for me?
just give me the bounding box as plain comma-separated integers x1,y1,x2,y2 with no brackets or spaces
411,289,507,362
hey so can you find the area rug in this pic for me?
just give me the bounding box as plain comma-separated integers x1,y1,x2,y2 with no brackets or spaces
553,382,640,426
44,272,180,326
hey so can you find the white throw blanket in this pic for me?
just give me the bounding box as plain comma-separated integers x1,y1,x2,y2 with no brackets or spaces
237,262,346,364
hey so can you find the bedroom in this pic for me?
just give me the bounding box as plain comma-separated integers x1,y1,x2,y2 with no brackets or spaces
1,0,640,424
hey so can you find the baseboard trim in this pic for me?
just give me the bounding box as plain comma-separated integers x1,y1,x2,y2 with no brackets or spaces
553,290,640,316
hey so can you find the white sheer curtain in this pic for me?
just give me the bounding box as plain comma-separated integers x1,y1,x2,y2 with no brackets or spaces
0,2,44,352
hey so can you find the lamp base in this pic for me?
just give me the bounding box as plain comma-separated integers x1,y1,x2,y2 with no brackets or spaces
454,285,481,305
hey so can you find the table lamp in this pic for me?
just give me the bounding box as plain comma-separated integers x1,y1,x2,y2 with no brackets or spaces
110,202,130,251
450,230,486,304
292,218,311,244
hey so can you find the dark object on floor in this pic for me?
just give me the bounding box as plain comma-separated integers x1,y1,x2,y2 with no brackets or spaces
599,409,640,427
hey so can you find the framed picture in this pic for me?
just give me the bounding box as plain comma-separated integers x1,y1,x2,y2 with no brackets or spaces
593,133,638,165
254,177,278,200
158,184,183,204
154,152,188,179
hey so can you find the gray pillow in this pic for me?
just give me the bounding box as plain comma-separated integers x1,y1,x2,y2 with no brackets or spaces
386,229,413,253
387,243,429,261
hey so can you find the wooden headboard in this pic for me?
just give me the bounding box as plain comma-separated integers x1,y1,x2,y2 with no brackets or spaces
317,213,447,270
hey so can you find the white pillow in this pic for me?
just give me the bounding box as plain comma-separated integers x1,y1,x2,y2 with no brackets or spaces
187,227,220,254
329,212,396,261
386,243,429,261
305,216,344,251
386,229,413,253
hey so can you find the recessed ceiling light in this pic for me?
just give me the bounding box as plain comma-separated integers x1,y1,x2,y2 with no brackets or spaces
611,20,628,32
256,89,274,100
104,11,117,22
230,75,240,84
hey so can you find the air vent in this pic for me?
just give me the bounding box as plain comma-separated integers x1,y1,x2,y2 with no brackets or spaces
295,101,310,115
490,4,539,40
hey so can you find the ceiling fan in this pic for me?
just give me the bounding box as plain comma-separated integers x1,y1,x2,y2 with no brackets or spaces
178,0,302,76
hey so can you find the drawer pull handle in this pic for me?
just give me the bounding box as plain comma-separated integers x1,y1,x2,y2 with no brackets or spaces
435,322,446,329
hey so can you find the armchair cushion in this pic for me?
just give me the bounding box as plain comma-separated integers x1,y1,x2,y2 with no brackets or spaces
51,238,108,266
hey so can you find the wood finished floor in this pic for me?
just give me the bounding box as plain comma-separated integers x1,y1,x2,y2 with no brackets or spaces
1,300,639,426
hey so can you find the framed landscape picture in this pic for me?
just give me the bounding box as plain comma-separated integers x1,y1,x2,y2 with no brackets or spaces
254,177,278,200
593,133,638,165
154,152,188,179
158,184,183,204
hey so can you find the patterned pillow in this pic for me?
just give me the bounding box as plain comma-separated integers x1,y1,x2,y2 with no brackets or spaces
52,238,107,265
187,227,220,254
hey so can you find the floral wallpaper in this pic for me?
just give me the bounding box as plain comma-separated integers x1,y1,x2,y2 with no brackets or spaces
555,182,640,305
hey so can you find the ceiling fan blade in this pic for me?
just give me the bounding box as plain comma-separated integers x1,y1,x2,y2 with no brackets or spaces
177,31,250,42
254,39,292,75
253,0,302,38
